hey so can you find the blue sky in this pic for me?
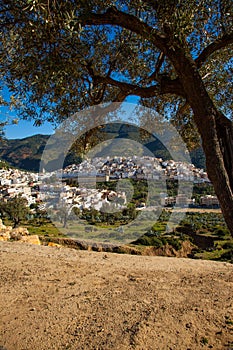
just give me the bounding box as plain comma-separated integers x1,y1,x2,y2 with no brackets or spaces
0,86,54,139
4,117,54,139
0,86,139,139
0,104,54,139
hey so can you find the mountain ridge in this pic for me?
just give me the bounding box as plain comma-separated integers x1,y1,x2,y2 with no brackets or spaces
0,126,206,171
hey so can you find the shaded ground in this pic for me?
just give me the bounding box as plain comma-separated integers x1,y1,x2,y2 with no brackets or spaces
0,241,232,350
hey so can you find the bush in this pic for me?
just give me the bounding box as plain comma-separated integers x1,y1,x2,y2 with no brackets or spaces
132,235,164,248
217,249,233,263
214,227,229,238
165,237,182,251
222,242,233,249
133,236,152,246
150,237,164,248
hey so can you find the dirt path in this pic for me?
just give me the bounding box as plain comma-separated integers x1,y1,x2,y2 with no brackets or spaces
0,241,232,350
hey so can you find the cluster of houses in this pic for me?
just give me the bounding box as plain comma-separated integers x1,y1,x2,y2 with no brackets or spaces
40,184,127,212
160,194,219,208
0,167,128,212
0,168,40,206
160,194,194,207
0,155,219,213
62,156,210,183
200,195,220,207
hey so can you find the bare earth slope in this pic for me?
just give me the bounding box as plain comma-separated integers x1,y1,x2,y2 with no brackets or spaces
0,242,232,350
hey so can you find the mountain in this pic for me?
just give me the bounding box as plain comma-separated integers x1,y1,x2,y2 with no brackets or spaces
0,125,206,171
0,134,49,172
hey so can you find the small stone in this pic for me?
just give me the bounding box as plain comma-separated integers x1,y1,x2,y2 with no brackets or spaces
48,242,61,248
20,235,41,245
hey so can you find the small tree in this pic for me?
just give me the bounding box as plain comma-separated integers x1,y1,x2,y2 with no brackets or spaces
0,196,30,227
57,204,70,228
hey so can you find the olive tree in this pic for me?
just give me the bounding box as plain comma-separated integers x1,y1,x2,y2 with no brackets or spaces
0,196,30,227
0,0,233,234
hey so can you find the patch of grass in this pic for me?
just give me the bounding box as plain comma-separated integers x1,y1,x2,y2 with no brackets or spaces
200,337,208,345
225,320,233,325
26,222,63,237
195,249,224,261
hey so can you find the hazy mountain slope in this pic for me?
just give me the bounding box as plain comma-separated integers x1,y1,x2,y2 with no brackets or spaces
0,134,49,171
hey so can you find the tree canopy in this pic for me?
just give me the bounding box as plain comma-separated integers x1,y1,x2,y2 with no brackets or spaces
1,1,232,129
1,0,233,234
0,196,30,227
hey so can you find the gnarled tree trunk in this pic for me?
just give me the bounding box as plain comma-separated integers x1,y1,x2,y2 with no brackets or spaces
167,49,233,236
215,114,233,192
199,112,233,236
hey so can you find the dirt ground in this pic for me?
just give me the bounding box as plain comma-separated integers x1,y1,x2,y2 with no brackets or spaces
0,241,232,350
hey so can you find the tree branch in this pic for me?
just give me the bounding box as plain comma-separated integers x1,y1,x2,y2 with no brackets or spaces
78,6,167,52
93,74,185,99
77,6,187,99
141,0,159,12
159,76,186,97
97,75,160,97
147,52,165,82
196,32,233,68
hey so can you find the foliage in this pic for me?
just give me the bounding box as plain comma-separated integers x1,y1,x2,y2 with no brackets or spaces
133,235,163,247
0,160,10,169
222,241,233,249
132,234,182,250
80,202,138,226
214,227,229,238
0,196,30,227
0,0,232,136
26,219,63,237
217,249,233,262
0,134,49,171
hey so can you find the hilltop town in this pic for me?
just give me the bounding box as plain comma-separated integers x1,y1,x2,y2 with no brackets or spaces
0,156,219,213
0,156,218,210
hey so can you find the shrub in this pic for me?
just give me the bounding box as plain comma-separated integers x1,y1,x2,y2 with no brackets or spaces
200,337,208,345
222,242,233,249
217,249,233,263
165,237,182,251
214,227,229,238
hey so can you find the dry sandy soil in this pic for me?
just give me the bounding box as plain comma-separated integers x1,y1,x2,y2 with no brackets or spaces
0,241,232,350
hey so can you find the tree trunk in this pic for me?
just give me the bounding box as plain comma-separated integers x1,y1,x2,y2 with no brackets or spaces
200,112,233,236
186,94,233,236
166,48,233,235
215,114,233,192
185,90,233,236
63,213,68,228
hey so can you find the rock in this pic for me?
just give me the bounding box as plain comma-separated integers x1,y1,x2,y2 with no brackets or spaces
47,242,61,248
0,219,6,230
20,235,41,245
14,227,29,235
0,221,38,245
0,235,9,241
10,230,22,241
10,227,29,240
0,230,11,241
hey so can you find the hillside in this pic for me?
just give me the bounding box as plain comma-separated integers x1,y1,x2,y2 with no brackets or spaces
0,241,232,350
0,124,206,171
0,134,49,172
